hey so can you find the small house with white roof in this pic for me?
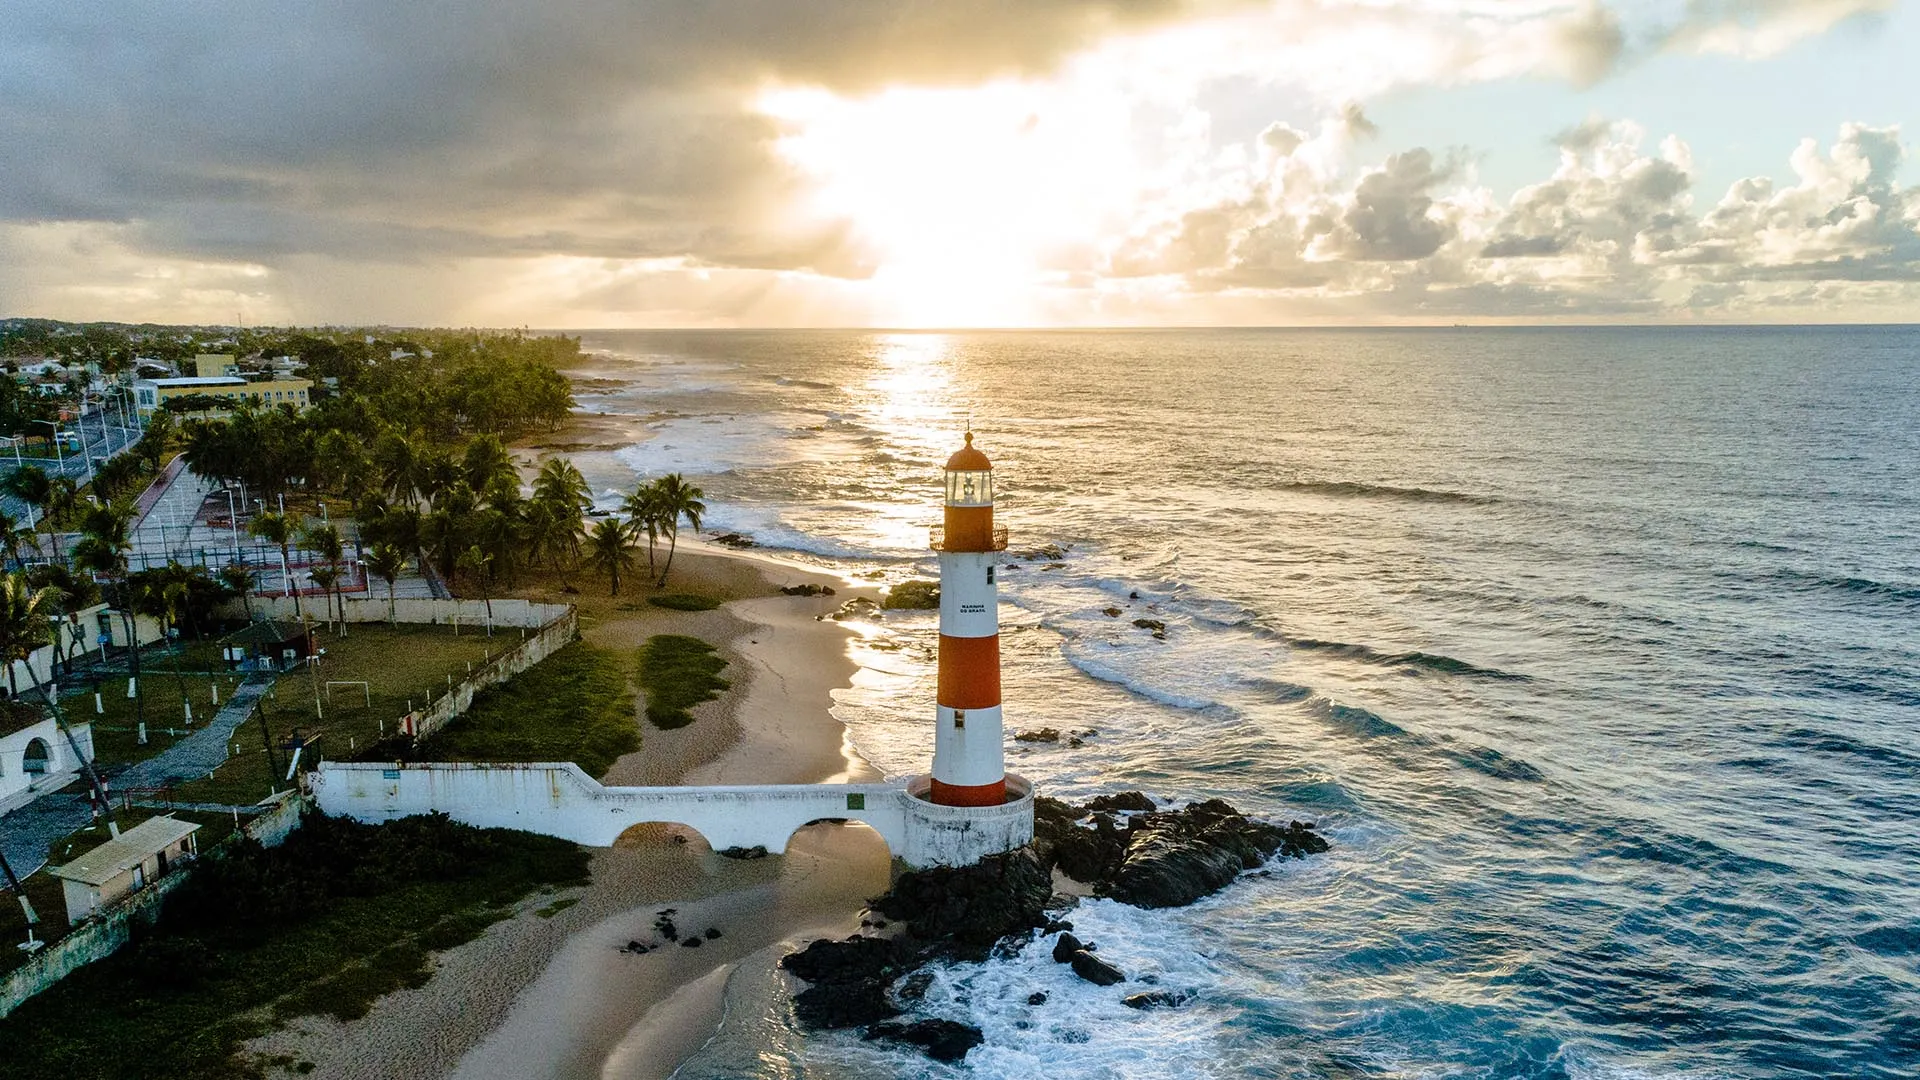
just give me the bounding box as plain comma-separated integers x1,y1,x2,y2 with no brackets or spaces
49,816,201,925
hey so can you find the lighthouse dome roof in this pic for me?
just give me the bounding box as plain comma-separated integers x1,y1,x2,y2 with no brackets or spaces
945,431,992,471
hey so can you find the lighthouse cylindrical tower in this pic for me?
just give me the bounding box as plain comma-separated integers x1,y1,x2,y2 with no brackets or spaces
929,432,1009,807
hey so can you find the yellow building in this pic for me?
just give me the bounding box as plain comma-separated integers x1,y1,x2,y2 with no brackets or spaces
192,353,239,378
133,374,313,417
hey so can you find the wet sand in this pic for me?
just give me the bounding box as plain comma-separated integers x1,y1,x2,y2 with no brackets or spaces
248,539,894,1079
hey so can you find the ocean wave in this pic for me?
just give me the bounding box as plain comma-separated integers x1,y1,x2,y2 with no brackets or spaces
1761,569,1920,608
1278,479,1497,505
1056,644,1232,713
1287,637,1529,681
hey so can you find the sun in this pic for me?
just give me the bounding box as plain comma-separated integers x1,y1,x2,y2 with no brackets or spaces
758,79,1142,328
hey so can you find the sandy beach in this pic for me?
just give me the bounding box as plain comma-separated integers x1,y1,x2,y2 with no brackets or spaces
247,537,897,1080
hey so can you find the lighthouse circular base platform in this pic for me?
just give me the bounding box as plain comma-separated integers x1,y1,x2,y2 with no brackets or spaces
900,773,1035,867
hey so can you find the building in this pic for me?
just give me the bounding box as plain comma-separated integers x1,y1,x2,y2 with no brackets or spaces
132,373,313,417
49,816,201,924
219,618,311,671
191,353,240,379
0,710,93,813
929,431,1011,806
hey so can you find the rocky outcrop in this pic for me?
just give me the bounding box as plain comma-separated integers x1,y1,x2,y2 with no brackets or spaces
864,1019,985,1063
782,797,1327,1062
881,580,940,610
1014,727,1061,743
710,532,757,548
779,583,835,596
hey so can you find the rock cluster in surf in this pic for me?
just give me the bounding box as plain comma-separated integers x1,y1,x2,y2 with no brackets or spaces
779,793,1329,1063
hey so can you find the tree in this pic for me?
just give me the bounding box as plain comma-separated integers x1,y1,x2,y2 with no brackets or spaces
71,500,145,735
651,474,706,587
530,459,588,583
46,474,80,531
461,433,516,496
364,543,406,627
456,545,494,632
585,518,633,596
301,521,346,633
3,464,52,556
621,481,665,580
247,511,303,622
220,561,257,623
0,572,115,827
0,507,23,569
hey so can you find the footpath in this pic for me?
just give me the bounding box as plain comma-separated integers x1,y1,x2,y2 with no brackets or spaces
0,675,275,876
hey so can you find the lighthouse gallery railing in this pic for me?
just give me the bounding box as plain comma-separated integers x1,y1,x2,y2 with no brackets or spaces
927,525,1009,552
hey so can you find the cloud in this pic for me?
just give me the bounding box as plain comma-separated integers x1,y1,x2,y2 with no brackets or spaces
1661,0,1894,58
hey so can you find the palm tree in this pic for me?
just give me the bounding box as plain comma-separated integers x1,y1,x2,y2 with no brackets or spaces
247,510,303,621
3,465,52,557
155,577,194,720
622,481,666,580
585,518,634,596
651,473,706,587
365,543,406,627
46,475,80,531
0,507,23,570
456,544,495,633
462,434,517,496
69,498,149,735
301,521,346,633
219,561,256,623
0,572,115,827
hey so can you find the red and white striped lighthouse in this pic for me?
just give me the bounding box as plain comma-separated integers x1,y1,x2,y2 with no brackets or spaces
929,431,1009,807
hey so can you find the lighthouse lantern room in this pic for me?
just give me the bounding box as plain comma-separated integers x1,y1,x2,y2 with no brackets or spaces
928,432,1010,807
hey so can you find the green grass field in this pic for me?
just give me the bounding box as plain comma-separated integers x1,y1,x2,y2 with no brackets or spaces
636,634,730,730
410,641,638,778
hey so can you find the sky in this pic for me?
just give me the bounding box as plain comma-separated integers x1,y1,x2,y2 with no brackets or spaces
2,0,1918,328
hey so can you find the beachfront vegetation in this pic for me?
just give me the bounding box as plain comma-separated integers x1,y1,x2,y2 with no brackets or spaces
0,813,588,1080
647,593,721,611
637,634,730,730
412,641,638,778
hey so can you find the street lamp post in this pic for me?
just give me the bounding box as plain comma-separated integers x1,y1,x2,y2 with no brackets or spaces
220,488,239,558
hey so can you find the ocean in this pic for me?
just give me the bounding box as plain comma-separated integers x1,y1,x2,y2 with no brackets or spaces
556,327,1919,1079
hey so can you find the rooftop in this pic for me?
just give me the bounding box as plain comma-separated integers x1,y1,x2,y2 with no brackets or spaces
50,816,200,887
140,376,248,387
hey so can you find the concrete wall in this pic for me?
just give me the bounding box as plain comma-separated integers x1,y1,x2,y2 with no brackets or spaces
312,762,1035,869
239,596,570,631
403,606,576,743
4,603,164,702
0,790,308,1019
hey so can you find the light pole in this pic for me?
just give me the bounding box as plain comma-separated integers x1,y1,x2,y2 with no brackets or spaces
30,420,64,478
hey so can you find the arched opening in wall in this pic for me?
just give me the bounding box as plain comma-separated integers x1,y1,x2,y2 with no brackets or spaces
21,737,52,775
786,818,893,866
614,821,714,856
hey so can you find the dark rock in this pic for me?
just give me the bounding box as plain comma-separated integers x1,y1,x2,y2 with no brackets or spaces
718,845,769,859
780,583,834,596
653,913,678,941
1087,791,1156,813
1020,543,1068,561
1014,727,1061,743
881,580,940,610
680,936,703,948
1043,918,1074,934
1068,950,1127,986
712,532,757,549
781,936,916,1029
704,927,722,940
830,597,880,621
1051,932,1085,963
622,940,649,954
870,848,1052,955
1068,737,1084,748
1129,591,1139,599
1101,830,1246,909
1131,618,1165,632
1102,606,1122,617
1027,991,1048,1005
864,1019,985,1063
1123,990,1192,1010
1032,800,1128,885
896,970,934,1002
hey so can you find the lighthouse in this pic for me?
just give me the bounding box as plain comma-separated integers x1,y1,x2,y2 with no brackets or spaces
929,431,1009,806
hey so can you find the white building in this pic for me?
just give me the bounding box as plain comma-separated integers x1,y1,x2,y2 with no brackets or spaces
0,712,93,812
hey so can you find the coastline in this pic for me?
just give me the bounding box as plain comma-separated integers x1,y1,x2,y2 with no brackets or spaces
249,538,894,1080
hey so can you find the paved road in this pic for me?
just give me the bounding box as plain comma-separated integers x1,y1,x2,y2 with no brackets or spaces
0,408,143,526
0,676,274,875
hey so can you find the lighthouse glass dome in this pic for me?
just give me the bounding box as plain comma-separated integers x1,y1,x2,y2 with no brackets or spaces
946,470,993,506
